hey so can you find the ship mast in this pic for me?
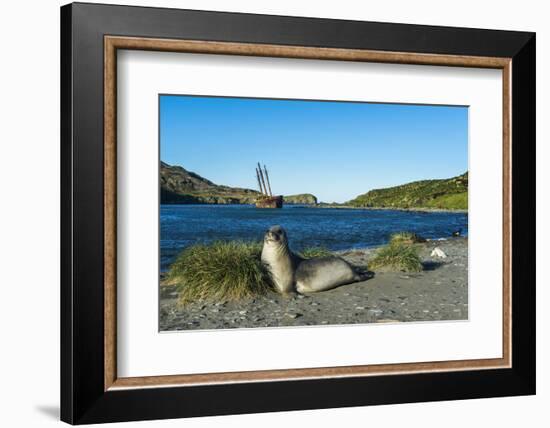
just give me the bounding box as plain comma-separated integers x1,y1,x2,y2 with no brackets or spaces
256,167,266,194
257,162,268,196
254,162,283,208
263,164,273,196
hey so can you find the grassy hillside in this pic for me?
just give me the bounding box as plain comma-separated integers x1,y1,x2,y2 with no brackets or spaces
348,172,468,210
160,162,318,205
160,162,260,204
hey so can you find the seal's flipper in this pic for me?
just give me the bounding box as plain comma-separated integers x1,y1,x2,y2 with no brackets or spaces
354,270,375,282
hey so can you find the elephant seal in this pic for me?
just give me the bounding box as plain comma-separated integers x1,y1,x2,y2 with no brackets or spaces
261,225,370,294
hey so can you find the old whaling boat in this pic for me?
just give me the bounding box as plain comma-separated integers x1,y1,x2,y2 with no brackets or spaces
255,163,283,208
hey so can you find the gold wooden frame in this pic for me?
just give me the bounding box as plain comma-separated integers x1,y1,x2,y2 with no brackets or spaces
104,36,512,391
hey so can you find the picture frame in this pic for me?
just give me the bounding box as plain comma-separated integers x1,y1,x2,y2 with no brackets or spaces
60,2,535,424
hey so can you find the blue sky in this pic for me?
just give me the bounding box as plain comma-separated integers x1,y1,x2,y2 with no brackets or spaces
160,95,468,203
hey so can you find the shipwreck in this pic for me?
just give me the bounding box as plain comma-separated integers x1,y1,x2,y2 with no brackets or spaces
255,163,283,208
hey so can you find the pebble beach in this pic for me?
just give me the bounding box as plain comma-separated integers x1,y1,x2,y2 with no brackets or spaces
160,237,468,331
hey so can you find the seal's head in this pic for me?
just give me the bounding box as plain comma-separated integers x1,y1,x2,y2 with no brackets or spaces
263,225,288,248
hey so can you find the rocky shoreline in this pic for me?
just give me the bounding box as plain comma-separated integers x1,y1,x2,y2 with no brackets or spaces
160,237,468,331
312,204,467,213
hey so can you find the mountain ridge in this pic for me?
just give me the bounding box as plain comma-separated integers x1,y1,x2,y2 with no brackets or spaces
160,162,317,205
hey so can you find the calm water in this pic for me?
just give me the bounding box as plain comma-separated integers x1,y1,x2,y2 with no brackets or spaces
160,205,468,272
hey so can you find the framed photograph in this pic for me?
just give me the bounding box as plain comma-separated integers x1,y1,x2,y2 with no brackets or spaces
61,2,535,424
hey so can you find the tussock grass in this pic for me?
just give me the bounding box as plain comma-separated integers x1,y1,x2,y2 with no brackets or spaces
369,241,423,273
165,241,271,305
299,247,332,259
389,231,426,246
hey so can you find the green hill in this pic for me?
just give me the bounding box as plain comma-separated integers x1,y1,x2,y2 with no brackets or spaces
348,172,468,210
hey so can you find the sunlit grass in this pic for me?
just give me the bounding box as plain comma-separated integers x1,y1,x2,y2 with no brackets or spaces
369,240,423,273
164,241,271,305
424,192,468,210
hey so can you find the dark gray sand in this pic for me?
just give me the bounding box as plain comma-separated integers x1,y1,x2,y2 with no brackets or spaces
160,238,468,331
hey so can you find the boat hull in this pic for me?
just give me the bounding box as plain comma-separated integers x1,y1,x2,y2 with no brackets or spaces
255,195,283,209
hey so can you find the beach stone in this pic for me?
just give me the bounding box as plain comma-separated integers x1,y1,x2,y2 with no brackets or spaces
284,313,302,319
431,247,447,258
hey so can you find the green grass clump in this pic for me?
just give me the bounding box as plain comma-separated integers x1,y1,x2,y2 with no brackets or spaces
389,231,426,246
369,241,423,273
165,241,271,305
299,247,333,259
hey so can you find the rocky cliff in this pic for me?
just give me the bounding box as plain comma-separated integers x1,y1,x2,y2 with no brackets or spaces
284,194,318,205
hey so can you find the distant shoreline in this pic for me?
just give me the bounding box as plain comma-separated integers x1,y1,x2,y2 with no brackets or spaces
161,162,468,211
310,204,468,214
160,201,467,214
